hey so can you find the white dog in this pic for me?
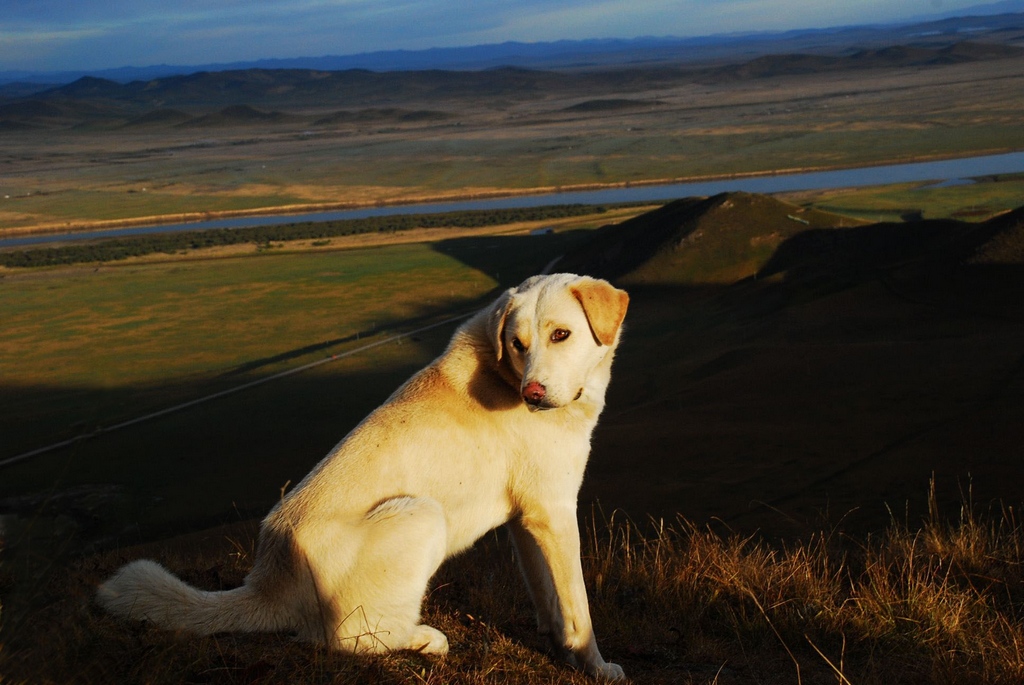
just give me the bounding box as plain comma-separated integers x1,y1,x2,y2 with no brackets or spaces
97,273,628,681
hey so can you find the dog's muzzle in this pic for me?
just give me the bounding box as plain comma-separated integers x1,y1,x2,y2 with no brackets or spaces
521,382,585,411
522,381,547,407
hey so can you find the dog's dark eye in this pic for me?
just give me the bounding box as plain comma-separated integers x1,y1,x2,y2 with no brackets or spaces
511,337,526,352
550,329,571,343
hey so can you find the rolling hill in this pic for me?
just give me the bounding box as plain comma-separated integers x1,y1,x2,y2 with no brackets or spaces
181,104,295,127
555,193,1024,534
561,192,1024,287
706,41,1024,81
3,7,1023,85
558,192,863,284
1,37,1021,129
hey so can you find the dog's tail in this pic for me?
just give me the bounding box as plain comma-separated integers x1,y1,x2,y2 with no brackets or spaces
96,559,294,635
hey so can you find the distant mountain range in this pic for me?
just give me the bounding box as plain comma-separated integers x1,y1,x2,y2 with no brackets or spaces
2,38,1020,132
1,35,1020,132
2,6,1024,87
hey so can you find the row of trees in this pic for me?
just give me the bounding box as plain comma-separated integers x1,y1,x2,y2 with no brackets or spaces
0,203,625,268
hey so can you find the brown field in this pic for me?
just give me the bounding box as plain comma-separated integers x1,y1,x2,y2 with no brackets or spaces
2,53,1023,235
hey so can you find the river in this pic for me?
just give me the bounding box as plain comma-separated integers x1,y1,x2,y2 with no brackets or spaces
3,151,1023,249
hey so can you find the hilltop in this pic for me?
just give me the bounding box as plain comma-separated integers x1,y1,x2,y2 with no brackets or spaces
558,192,862,284
3,192,1024,684
554,193,1024,534
560,191,1024,288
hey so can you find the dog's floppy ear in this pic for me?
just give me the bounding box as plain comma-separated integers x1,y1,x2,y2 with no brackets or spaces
486,288,516,361
570,277,629,346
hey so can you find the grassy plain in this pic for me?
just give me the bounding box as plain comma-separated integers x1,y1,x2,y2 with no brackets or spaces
2,56,1023,233
2,190,1024,682
791,172,1024,222
0,222,599,522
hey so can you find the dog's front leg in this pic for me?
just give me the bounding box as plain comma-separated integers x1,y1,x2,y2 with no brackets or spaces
508,518,562,643
516,507,625,681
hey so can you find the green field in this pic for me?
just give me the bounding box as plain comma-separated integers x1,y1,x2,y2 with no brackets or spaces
794,172,1024,222
2,246,484,387
0,228,594,536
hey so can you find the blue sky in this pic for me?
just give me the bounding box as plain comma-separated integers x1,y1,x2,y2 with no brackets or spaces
0,0,1000,73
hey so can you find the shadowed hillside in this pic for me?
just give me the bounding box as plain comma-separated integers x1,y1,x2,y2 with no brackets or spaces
560,98,665,113
756,206,1024,286
707,41,1024,81
312,108,451,126
181,104,295,127
555,194,1024,536
560,191,1024,287
968,206,1024,264
557,192,864,284
123,108,192,127
0,98,121,128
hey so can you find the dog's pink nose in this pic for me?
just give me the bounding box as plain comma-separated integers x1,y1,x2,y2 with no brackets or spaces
522,381,546,405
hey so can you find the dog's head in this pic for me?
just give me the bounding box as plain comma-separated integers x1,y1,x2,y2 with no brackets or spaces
487,273,628,410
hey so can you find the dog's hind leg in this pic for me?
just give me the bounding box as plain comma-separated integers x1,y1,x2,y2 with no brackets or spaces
322,496,449,655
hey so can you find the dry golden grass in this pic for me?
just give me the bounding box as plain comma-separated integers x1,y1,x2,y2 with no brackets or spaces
583,484,1024,684
3,482,1024,684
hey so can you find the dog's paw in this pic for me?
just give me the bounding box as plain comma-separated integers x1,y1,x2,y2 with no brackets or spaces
587,660,626,681
408,624,449,655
